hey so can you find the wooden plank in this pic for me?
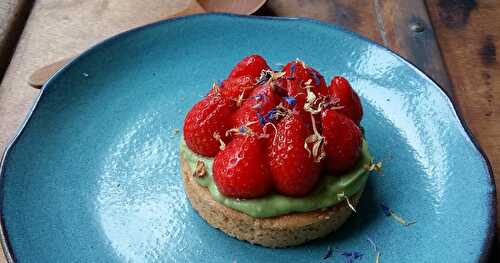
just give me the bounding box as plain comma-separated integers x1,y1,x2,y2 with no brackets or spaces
258,0,384,44
0,0,33,81
259,0,453,93
426,0,500,241
374,0,453,94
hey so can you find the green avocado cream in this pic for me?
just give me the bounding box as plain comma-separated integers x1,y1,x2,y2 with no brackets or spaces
180,138,372,218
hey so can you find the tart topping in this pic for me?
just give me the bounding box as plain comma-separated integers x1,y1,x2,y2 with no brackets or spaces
321,109,363,174
183,55,366,198
183,93,233,157
213,135,273,198
329,76,363,125
267,111,321,197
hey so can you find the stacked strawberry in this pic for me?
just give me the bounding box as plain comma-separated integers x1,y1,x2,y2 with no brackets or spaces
183,55,363,199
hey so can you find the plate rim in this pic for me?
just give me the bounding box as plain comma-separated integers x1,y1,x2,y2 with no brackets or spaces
0,13,496,262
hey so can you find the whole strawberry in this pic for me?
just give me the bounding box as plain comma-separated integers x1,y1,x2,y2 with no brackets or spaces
219,75,255,101
267,112,321,196
227,54,270,79
329,76,363,125
282,60,328,109
213,135,273,198
183,94,233,157
321,109,362,174
231,83,281,133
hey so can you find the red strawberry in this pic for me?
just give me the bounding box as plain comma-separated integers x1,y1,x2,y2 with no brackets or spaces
219,75,255,100
213,135,273,198
231,83,280,133
267,112,320,196
228,54,270,79
329,76,363,125
321,109,362,174
282,60,328,109
183,94,233,157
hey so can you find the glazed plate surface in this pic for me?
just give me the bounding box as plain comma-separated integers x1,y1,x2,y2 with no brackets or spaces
0,14,495,262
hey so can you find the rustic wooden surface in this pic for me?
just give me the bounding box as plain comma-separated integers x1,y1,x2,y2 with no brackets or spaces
0,0,32,80
0,0,498,260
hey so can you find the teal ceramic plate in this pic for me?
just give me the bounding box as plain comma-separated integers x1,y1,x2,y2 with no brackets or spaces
0,14,495,262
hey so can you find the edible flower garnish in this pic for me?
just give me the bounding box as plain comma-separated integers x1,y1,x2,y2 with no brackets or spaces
283,96,296,107
380,204,416,227
256,70,286,86
256,112,267,126
341,251,363,263
256,70,271,85
304,113,326,163
309,71,321,86
213,132,225,150
193,160,207,178
366,236,381,263
226,125,254,137
337,192,357,213
322,246,333,260
211,82,221,95
235,90,246,107
365,160,383,174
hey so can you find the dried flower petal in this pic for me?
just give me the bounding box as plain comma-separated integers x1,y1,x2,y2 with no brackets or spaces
341,251,363,263
366,236,381,263
322,246,333,260
212,82,221,95
283,96,296,106
304,113,326,163
337,192,357,213
193,160,207,178
380,204,416,227
256,70,271,85
365,161,383,174
256,112,267,126
290,63,296,74
213,132,225,150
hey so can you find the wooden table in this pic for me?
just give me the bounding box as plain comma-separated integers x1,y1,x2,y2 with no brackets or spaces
0,0,498,261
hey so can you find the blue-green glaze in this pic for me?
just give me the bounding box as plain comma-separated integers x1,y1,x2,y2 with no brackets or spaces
0,14,495,263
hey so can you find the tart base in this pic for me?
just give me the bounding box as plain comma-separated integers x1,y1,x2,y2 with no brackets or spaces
180,154,363,248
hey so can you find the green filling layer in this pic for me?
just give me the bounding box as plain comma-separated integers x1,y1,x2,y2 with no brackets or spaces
180,138,372,218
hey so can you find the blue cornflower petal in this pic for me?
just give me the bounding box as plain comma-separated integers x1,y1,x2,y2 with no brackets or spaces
256,112,267,126
266,108,278,121
284,96,296,106
238,126,248,134
380,204,392,216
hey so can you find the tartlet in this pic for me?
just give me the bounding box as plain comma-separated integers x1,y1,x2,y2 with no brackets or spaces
180,55,371,247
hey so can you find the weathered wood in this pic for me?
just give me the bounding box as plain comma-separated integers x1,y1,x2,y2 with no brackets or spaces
258,0,384,44
260,0,453,94
0,0,33,81
426,0,500,242
375,0,453,95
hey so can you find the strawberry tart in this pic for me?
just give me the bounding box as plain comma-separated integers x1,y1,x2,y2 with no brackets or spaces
180,55,372,247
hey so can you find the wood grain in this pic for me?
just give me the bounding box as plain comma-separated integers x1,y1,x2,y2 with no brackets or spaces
259,0,452,92
426,0,500,240
0,0,32,80
375,0,453,94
